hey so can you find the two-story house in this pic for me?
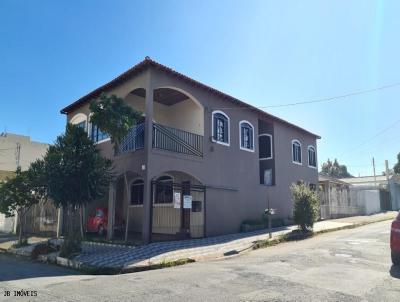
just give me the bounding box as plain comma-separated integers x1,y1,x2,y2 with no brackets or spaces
61,57,320,243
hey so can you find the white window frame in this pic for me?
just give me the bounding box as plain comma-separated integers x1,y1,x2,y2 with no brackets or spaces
258,134,273,160
292,139,302,165
239,120,255,152
211,110,230,146
88,113,111,145
70,113,87,130
153,174,175,206
307,145,317,169
128,177,144,207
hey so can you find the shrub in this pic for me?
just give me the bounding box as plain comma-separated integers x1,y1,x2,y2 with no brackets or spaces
291,182,319,232
31,240,58,259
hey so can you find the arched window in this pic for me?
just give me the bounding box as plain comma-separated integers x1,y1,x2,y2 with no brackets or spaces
70,113,87,131
308,146,317,168
212,111,230,145
259,134,273,159
155,175,173,204
292,139,302,164
130,179,144,205
239,121,254,151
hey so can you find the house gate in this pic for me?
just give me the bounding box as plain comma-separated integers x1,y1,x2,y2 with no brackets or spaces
150,180,206,242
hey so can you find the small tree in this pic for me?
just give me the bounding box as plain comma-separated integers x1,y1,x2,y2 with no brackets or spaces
0,167,45,246
291,182,319,232
89,93,143,153
42,124,113,256
394,153,400,174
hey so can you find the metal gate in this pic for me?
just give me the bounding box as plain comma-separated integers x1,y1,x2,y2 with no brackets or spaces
380,189,392,211
23,200,58,237
150,180,206,242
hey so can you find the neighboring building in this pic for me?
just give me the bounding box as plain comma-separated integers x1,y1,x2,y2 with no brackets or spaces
0,133,49,233
340,175,400,212
319,173,400,219
319,174,363,219
0,133,48,171
61,57,320,243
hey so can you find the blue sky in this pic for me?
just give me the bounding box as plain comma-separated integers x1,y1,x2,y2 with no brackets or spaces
1,0,399,176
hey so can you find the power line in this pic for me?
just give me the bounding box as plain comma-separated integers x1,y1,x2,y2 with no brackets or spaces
339,118,400,158
214,81,400,110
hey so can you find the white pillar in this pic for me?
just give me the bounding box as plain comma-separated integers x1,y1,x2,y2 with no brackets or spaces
142,69,154,244
56,207,63,238
107,182,116,240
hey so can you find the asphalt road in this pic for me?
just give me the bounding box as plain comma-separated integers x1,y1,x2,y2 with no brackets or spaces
0,220,399,301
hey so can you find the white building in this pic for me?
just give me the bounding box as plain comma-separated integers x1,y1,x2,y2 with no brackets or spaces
0,133,48,233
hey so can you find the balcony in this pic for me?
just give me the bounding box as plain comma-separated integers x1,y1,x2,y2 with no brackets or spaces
118,122,203,157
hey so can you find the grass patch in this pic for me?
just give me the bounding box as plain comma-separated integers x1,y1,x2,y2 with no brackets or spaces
123,258,195,273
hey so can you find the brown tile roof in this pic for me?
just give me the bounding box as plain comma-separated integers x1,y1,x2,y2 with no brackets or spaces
60,57,320,138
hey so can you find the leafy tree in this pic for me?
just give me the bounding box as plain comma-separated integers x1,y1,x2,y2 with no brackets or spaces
394,153,400,174
0,167,45,246
291,182,319,232
321,158,352,178
89,93,143,153
42,124,113,256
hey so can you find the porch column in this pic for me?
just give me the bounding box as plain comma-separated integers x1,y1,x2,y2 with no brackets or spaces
142,69,154,244
107,182,116,240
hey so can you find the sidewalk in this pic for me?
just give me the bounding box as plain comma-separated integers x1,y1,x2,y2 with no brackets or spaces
77,211,398,271
1,211,397,271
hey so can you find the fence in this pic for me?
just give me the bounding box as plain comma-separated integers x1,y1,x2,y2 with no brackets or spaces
23,200,58,237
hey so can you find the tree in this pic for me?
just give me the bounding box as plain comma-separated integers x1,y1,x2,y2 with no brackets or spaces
42,124,113,256
89,93,143,153
0,167,45,246
291,182,319,232
394,153,400,174
321,158,352,178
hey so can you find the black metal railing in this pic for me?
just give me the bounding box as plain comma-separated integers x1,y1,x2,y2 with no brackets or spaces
117,123,145,155
152,123,203,157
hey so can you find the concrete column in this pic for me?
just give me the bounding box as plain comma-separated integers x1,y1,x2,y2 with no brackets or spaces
142,69,154,244
107,182,116,240
56,207,63,238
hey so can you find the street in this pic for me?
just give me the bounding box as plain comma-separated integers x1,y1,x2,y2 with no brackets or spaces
0,220,399,301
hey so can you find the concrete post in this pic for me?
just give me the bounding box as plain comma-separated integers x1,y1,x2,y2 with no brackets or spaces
107,182,116,240
56,207,63,238
142,69,154,244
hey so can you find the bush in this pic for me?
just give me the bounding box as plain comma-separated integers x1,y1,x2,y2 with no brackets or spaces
31,240,59,259
291,182,319,232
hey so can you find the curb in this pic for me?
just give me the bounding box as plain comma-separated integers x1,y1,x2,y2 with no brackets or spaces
1,215,395,274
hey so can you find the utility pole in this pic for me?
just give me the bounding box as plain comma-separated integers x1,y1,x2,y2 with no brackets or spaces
372,157,377,188
15,142,21,169
385,160,390,181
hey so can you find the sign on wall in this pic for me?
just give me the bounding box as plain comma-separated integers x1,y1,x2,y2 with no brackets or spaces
183,195,192,209
174,192,181,209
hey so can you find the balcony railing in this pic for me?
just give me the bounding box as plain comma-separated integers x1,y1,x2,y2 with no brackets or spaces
117,123,145,155
117,122,203,157
152,123,203,157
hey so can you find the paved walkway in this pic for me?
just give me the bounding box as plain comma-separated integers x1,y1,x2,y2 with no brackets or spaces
68,211,397,270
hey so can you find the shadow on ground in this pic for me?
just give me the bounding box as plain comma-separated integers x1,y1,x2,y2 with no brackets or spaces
390,265,400,279
0,253,80,282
